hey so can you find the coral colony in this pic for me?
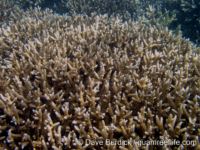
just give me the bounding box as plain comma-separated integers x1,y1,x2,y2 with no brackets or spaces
0,0,200,150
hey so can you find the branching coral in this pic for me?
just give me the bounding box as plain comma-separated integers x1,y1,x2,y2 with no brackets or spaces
54,0,177,23
0,0,23,25
0,7,200,150
0,0,51,26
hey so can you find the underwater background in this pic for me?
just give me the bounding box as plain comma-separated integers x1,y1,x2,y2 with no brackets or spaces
1,0,200,45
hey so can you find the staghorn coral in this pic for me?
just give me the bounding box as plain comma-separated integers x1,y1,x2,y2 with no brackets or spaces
54,0,142,18
0,7,200,150
180,0,199,13
0,0,51,26
0,0,24,25
138,5,178,33
54,0,176,22
54,0,180,41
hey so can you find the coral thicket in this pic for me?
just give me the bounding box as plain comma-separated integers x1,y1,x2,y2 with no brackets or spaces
0,7,200,150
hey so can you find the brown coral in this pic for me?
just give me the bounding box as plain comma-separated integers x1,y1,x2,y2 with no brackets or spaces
0,7,200,150
0,0,23,25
